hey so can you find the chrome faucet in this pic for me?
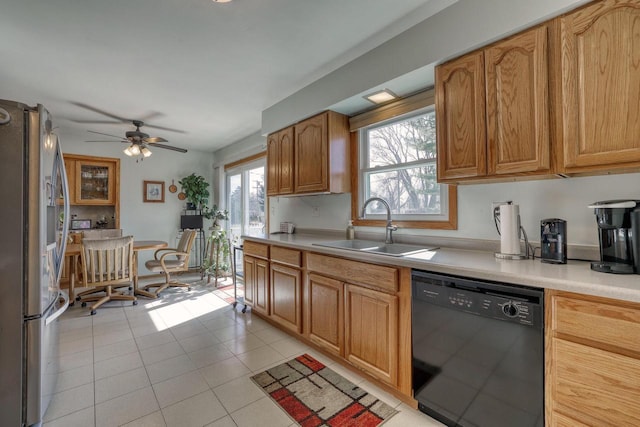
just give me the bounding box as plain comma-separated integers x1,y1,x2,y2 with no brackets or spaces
361,197,397,244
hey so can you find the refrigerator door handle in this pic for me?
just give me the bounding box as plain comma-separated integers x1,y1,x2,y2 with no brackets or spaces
54,142,70,282
45,291,69,326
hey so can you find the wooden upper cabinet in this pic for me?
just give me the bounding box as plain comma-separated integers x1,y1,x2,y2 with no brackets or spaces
436,50,487,181
267,111,349,196
74,159,116,205
295,113,328,193
266,133,279,196
278,128,294,194
560,1,640,172
486,25,550,175
266,128,294,196
436,25,553,183
62,154,119,207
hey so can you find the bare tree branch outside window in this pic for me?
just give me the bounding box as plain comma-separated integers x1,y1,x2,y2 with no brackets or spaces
362,111,443,217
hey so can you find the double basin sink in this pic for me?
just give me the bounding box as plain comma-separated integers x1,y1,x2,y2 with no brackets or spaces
313,239,437,257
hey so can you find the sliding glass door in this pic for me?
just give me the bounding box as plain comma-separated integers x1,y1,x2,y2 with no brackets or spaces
226,160,265,243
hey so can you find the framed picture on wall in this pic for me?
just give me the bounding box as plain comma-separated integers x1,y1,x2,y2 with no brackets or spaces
143,180,165,203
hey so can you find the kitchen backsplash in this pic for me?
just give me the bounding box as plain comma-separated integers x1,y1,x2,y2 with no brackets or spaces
269,172,640,248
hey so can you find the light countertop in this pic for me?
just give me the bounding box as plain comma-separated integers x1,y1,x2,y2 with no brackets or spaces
242,233,640,303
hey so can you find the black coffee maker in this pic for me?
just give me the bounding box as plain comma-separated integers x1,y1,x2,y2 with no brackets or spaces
589,200,640,274
541,218,567,264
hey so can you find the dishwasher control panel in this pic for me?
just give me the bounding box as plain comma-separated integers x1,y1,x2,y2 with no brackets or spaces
412,270,543,327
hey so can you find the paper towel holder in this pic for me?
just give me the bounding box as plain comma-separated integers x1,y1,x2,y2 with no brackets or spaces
493,201,531,260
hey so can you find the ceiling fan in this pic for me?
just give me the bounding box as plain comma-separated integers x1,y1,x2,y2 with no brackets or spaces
72,102,188,158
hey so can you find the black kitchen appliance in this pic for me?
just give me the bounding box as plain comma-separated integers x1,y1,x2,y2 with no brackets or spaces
589,200,640,274
632,209,640,274
540,218,567,264
412,270,544,427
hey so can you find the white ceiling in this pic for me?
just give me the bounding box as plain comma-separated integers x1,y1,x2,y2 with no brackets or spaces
1,0,447,154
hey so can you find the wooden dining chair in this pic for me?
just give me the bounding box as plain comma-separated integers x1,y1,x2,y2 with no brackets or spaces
75,229,125,301
79,235,137,315
143,229,198,296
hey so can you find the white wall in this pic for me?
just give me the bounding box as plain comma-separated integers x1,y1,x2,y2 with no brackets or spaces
262,0,590,134
269,173,640,248
60,134,215,269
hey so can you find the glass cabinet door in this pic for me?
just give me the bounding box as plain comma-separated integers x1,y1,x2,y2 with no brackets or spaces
74,160,115,204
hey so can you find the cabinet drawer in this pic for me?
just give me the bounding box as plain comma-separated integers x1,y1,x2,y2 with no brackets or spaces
243,241,269,259
306,253,397,293
271,245,301,267
551,293,640,354
551,338,640,426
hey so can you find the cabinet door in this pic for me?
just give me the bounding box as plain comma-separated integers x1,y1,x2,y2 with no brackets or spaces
243,255,256,306
266,133,279,196
307,273,343,356
294,113,328,193
436,51,487,181
253,258,270,315
561,1,640,171
344,284,398,386
278,127,294,195
486,25,550,175
549,337,640,426
74,160,115,204
270,264,301,333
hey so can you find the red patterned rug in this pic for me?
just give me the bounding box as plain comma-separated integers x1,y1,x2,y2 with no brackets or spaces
251,354,398,427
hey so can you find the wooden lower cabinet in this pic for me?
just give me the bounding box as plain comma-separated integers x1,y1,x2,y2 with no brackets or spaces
270,263,302,333
547,290,640,426
306,273,343,356
344,284,398,386
243,244,410,398
243,254,269,316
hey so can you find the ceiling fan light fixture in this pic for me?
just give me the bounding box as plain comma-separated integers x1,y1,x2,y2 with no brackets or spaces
123,146,133,156
212,0,233,2
141,147,152,157
129,144,141,156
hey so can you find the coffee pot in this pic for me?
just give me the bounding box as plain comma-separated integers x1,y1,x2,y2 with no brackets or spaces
541,218,567,264
589,200,640,274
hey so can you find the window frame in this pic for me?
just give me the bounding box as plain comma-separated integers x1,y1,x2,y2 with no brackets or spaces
224,152,266,239
349,90,457,230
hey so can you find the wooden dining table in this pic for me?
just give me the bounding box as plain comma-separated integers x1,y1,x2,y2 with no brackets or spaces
64,240,168,303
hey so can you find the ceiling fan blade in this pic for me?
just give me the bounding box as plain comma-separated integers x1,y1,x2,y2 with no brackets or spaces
71,102,129,122
85,140,124,143
144,136,168,143
138,111,164,122
152,143,188,153
88,130,128,140
143,123,187,134
71,119,123,125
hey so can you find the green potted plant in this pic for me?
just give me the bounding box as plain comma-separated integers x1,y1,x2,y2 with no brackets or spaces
202,205,231,284
203,204,229,229
178,173,210,210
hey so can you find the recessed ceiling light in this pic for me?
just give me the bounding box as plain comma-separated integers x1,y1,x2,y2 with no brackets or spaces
364,89,397,105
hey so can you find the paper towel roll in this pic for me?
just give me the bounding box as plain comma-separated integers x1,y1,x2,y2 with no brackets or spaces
499,204,521,255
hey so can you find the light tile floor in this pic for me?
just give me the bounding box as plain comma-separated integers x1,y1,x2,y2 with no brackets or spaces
44,274,444,427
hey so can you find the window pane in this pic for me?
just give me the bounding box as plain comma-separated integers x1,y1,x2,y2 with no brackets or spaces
365,164,441,215
367,111,436,168
228,174,242,240
247,167,265,237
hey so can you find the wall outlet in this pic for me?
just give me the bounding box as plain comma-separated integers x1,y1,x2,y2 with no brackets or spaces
311,206,320,217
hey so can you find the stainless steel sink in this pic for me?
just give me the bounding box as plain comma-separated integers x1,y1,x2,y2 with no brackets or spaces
313,240,437,257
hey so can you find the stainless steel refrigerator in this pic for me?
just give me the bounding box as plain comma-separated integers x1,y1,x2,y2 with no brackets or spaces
0,100,71,426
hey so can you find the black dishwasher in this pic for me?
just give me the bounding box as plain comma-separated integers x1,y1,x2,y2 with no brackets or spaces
412,270,544,427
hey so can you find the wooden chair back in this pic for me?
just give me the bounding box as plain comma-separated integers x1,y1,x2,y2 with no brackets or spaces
81,236,134,289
